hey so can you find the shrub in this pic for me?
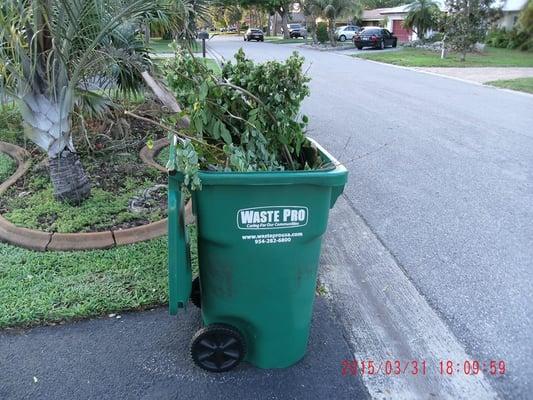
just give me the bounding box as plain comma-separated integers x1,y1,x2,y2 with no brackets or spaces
316,22,328,44
485,27,531,50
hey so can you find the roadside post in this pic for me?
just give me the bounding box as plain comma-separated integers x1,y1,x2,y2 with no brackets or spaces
198,31,209,58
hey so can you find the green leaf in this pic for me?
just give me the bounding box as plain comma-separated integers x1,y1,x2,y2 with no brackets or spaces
199,82,208,101
220,125,232,145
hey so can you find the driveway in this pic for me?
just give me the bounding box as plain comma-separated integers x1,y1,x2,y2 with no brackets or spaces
208,36,533,399
413,67,533,83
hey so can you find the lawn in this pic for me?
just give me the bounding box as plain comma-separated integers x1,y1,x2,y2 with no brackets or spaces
154,56,221,76
0,238,168,328
264,36,307,44
0,224,199,329
0,152,15,183
149,37,201,54
486,77,533,94
355,47,533,67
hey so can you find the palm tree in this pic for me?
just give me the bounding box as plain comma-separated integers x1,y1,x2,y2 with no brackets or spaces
403,0,440,41
0,0,179,204
306,0,361,46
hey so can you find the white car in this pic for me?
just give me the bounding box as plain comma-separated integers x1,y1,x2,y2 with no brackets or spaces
335,25,360,42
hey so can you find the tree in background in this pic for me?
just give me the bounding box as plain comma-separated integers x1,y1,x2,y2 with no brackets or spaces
268,1,293,38
224,5,243,30
0,0,185,203
444,0,493,61
518,0,533,50
403,0,441,41
307,0,361,46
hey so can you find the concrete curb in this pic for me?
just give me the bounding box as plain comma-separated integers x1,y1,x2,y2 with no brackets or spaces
0,139,189,252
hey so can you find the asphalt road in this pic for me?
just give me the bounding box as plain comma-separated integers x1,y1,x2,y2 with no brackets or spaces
0,300,368,400
207,37,533,398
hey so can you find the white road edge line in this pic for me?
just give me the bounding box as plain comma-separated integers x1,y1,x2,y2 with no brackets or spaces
319,196,500,399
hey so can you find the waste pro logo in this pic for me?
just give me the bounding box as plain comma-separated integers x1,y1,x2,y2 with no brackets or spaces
237,206,308,230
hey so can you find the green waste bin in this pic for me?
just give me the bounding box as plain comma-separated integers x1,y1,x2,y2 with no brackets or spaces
168,137,347,372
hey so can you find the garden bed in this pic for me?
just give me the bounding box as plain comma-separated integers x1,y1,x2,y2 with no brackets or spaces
0,152,15,183
0,102,169,233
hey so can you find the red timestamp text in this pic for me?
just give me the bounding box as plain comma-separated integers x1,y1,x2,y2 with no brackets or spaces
341,359,507,377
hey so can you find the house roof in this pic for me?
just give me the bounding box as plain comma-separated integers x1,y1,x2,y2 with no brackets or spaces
500,0,527,11
378,4,411,15
361,8,387,20
362,0,446,20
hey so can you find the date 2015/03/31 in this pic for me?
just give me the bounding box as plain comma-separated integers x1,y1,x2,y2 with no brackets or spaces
341,360,507,376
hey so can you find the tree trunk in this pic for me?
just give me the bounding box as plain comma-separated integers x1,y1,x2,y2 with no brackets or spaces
49,149,91,204
266,14,271,35
144,24,150,45
328,19,336,47
280,10,289,39
460,51,466,62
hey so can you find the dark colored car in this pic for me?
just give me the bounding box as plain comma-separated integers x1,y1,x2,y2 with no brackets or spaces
288,23,307,39
244,28,264,42
353,27,397,50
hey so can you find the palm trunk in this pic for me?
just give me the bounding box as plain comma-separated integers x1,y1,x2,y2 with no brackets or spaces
328,19,336,47
49,149,91,204
18,94,91,204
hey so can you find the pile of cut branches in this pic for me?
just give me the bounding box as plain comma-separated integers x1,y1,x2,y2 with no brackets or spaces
164,49,325,188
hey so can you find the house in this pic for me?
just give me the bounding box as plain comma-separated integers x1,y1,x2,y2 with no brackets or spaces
497,0,528,29
360,0,528,43
361,5,417,42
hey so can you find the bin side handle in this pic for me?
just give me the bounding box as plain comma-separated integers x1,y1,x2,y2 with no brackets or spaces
168,173,192,315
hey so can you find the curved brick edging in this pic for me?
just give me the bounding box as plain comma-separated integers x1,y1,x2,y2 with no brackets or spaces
0,139,190,252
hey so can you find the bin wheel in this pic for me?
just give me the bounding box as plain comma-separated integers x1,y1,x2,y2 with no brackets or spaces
190,276,201,308
190,324,246,373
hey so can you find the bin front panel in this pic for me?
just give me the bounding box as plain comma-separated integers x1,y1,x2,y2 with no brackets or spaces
194,182,333,368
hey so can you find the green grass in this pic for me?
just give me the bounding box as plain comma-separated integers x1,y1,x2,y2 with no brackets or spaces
200,58,221,74
0,103,25,146
149,37,201,54
0,224,199,329
486,77,533,94
0,153,15,183
153,56,221,76
156,144,170,167
355,47,533,67
0,238,168,328
264,36,307,44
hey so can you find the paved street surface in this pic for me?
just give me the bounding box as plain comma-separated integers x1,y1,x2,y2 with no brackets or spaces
207,37,533,399
0,300,368,400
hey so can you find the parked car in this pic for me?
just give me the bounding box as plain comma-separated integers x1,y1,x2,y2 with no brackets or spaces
335,25,360,42
353,27,397,50
244,28,264,42
288,23,307,39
